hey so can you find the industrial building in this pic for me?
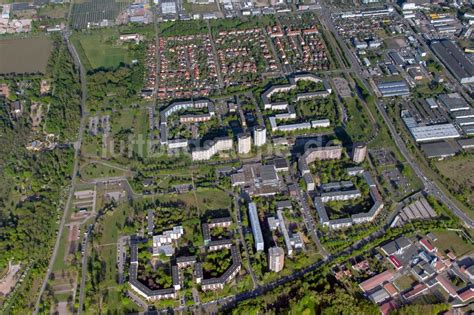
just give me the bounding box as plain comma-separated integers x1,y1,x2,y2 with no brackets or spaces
457,138,474,149
430,39,474,84
438,93,471,112
377,80,410,97
409,124,461,142
420,141,460,159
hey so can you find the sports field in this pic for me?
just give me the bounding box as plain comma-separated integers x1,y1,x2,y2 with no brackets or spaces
72,29,132,70
0,38,53,74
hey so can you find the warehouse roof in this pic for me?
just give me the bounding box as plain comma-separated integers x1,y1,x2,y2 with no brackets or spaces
409,123,460,142
438,93,471,112
430,40,474,83
420,141,460,158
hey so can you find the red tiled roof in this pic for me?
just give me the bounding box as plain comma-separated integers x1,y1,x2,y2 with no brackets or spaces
359,270,394,292
436,275,458,297
379,299,397,315
459,288,474,302
420,239,435,252
383,283,398,296
389,255,402,270
434,261,446,273
403,283,428,299
447,251,456,260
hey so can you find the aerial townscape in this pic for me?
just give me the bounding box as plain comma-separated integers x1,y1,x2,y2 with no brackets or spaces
1,0,474,314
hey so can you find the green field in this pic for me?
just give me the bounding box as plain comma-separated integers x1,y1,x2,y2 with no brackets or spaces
432,231,474,258
435,154,474,210
342,98,373,143
72,29,132,70
154,188,232,211
79,160,127,180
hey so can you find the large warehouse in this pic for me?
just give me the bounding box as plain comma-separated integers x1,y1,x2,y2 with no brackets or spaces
409,123,461,142
431,39,474,84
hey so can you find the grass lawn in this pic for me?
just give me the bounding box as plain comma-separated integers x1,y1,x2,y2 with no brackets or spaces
432,231,474,258
435,154,474,208
52,228,70,272
394,274,415,291
183,0,218,13
342,98,373,143
38,4,68,19
72,29,132,70
79,161,126,180
153,188,232,211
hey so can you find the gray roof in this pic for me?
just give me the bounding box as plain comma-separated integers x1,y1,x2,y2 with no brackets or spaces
420,141,460,158
260,165,278,183
438,93,470,111
176,256,196,264
431,40,474,83
314,197,329,223
457,138,474,148
276,200,292,210
147,209,155,234
380,241,398,255
395,236,411,249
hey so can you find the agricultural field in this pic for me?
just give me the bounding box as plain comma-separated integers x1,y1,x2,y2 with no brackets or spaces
70,0,132,29
0,38,53,74
71,29,133,70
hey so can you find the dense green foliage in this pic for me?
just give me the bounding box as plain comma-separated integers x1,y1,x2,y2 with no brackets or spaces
87,64,144,110
45,41,82,140
230,271,378,314
0,37,79,312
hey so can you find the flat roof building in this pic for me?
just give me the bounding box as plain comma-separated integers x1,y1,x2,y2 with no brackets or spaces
457,138,474,149
409,123,460,142
249,203,264,251
377,80,410,97
420,141,460,158
431,39,474,84
438,93,471,112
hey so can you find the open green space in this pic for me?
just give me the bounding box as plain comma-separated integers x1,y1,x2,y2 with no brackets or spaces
183,0,219,14
154,188,232,211
79,161,127,180
52,226,70,272
434,154,474,210
342,97,373,143
394,274,415,291
38,4,69,19
71,29,133,70
432,230,474,257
